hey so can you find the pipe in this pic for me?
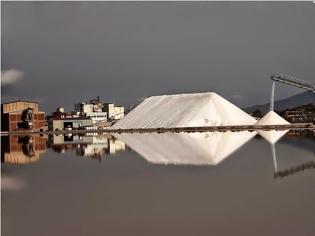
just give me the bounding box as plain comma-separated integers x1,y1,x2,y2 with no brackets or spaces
270,82,275,112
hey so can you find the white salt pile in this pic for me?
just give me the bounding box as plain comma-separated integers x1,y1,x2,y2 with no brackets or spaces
255,111,290,126
113,131,256,166
255,111,290,144
112,92,256,129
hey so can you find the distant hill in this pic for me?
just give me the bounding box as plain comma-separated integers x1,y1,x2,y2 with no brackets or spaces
245,91,315,114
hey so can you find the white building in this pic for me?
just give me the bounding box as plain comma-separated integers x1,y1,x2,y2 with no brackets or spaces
103,103,124,121
75,98,108,124
49,118,93,131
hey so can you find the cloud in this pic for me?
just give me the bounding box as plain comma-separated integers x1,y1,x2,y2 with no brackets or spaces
1,69,24,87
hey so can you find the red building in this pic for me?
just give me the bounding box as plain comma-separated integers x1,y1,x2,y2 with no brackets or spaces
1,101,45,131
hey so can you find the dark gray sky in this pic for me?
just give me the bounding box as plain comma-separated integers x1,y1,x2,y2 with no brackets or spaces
2,2,315,112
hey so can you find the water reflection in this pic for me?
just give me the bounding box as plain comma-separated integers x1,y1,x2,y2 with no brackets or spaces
1,135,47,164
257,129,315,179
114,131,256,165
1,131,314,180
272,130,315,179
2,131,314,235
47,133,125,161
258,130,289,144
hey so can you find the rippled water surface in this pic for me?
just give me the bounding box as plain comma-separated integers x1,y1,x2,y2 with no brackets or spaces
1,131,315,236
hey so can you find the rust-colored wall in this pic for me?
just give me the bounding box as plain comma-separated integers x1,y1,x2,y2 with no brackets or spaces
1,112,46,131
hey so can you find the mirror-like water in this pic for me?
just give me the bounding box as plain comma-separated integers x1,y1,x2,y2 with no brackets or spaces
1,131,315,236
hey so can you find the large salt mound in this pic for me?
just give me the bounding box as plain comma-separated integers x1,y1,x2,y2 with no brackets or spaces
114,131,256,166
112,92,256,129
256,111,290,144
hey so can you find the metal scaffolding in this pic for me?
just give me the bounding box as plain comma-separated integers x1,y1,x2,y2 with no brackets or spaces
271,73,315,93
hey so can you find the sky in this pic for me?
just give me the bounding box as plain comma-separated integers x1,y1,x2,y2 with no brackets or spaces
1,2,315,113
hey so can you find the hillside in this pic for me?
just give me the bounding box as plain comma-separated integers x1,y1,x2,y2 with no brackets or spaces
245,91,315,114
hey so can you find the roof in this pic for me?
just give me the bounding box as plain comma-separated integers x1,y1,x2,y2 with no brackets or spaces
103,103,123,107
1,100,38,105
52,117,92,121
6,111,45,115
1,100,40,114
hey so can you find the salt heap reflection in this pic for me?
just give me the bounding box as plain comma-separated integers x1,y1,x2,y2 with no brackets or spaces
258,130,289,144
114,131,256,166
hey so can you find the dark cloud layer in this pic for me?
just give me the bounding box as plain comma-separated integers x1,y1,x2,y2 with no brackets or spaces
1,2,315,112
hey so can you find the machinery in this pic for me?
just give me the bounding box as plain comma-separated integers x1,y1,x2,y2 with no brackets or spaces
271,73,315,93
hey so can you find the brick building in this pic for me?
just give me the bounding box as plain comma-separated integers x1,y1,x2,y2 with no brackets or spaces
1,101,45,131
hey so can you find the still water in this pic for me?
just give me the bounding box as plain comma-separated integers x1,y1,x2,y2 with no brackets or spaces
1,131,315,236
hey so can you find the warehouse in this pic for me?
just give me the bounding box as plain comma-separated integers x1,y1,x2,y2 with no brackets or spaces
1,101,45,131
48,117,93,131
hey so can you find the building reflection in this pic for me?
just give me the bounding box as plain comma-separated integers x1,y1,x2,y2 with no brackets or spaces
47,134,125,161
1,135,47,164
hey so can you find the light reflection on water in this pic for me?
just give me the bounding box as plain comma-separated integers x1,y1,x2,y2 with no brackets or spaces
2,130,314,171
1,131,315,236
113,131,257,165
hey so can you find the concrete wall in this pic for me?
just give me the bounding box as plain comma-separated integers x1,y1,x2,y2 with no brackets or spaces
50,119,93,131
104,104,124,120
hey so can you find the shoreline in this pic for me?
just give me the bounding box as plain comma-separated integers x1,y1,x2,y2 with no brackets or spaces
1,123,314,136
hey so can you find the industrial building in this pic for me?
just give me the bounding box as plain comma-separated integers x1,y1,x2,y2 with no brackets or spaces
47,106,94,131
103,103,125,121
1,101,45,132
284,109,315,123
75,97,108,124
46,98,125,130
75,98,124,123
48,117,93,131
